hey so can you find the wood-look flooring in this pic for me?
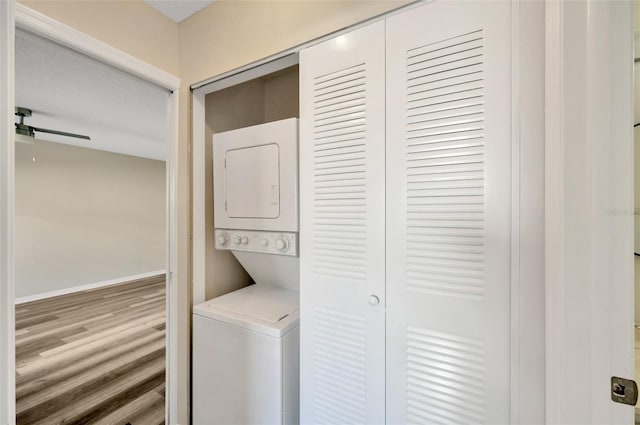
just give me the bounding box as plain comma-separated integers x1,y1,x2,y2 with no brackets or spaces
15,275,166,425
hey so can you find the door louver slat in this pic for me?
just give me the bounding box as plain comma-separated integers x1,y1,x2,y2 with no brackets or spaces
404,32,486,300
312,64,368,282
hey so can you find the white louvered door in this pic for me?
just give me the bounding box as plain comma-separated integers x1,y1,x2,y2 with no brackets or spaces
386,2,512,424
299,22,386,424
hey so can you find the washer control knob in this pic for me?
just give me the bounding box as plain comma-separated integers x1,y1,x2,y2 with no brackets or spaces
275,237,289,251
261,239,269,247
368,295,380,306
234,236,242,245
241,236,249,245
216,235,227,246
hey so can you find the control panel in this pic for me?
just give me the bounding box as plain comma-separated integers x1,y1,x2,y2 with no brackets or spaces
215,229,298,257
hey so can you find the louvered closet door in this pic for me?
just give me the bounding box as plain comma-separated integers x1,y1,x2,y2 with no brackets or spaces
299,22,386,424
386,2,512,424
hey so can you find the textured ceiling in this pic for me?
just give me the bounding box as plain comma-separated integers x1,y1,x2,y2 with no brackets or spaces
145,0,214,23
15,30,168,161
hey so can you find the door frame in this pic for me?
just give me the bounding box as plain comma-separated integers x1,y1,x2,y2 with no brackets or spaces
544,0,635,423
0,2,181,424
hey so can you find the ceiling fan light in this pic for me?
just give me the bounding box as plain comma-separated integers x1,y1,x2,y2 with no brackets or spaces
15,132,34,145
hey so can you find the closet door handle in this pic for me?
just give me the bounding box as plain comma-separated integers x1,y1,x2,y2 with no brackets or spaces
368,295,380,306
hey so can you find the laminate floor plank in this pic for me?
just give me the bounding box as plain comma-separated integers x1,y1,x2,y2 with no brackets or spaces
91,280,165,300
15,329,29,337
63,302,164,342
15,305,82,325
16,325,161,377
17,339,165,414
125,396,165,425
16,313,115,346
101,283,164,299
16,331,165,398
15,314,59,330
15,327,86,358
50,293,158,321
24,356,164,425
15,275,166,425
42,313,164,357
76,373,165,425
130,297,164,308
150,382,165,397
38,304,163,351
53,296,164,333
91,390,164,425
52,304,162,338
21,288,161,327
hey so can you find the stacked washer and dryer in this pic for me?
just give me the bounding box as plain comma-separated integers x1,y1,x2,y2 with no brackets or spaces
192,118,301,425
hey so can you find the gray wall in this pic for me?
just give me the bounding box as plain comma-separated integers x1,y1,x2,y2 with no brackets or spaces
15,140,165,298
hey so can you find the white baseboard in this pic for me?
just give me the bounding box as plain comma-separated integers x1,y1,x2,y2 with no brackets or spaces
15,269,167,304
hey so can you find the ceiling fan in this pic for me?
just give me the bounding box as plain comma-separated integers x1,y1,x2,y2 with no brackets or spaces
15,107,91,144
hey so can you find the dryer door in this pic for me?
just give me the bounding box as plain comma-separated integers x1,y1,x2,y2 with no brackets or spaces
213,118,299,232
225,143,280,219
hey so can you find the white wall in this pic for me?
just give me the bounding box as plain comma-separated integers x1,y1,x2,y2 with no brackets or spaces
15,140,165,298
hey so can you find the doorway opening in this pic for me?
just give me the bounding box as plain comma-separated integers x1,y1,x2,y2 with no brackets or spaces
13,30,170,425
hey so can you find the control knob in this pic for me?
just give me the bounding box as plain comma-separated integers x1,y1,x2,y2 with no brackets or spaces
274,236,289,252
234,236,242,245
216,235,228,246
241,236,249,245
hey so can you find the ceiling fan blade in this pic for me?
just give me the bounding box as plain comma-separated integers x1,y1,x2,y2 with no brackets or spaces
31,126,91,140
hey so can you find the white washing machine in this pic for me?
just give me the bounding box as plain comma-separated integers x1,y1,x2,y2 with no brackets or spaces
192,284,300,425
193,118,300,424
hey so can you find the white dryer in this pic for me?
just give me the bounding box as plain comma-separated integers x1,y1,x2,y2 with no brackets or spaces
213,117,298,233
